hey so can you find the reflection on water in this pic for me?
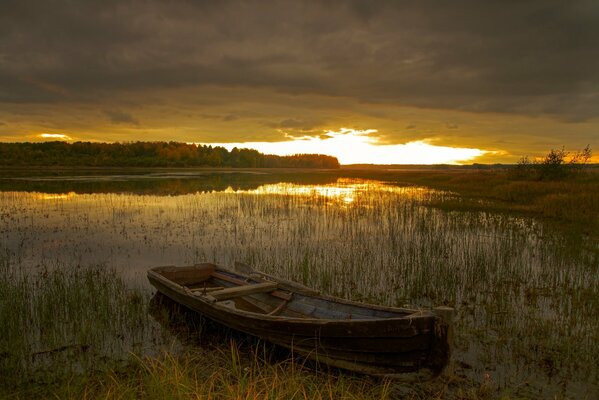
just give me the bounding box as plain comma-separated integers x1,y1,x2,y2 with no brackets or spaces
1,177,447,284
226,181,359,203
0,170,344,195
0,172,597,398
224,179,440,204
36,192,77,201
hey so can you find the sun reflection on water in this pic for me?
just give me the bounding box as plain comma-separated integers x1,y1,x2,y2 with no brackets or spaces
223,179,431,204
35,192,77,201
23,178,437,206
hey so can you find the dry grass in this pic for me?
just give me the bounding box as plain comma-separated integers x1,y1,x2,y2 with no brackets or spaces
9,347,497,400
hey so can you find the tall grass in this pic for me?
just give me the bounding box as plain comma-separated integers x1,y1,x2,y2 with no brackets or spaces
353,168,599,235
12,349,398,400
0,255,150,389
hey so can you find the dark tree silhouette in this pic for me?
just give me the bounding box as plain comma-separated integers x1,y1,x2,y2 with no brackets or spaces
509,145,592,180
0,141,340,169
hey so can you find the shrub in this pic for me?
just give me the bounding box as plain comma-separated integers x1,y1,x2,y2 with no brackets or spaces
510,145,592,181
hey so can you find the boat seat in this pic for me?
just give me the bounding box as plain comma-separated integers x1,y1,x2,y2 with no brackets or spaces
207,282,278,302
211,271,293,301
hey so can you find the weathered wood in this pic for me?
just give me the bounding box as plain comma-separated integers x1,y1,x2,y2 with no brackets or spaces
433,306,454,371
147,263,452,376
190,286,224,293
154,264,214,285
433,307,454,346
239,293,308,319
247,330,432,353
233,260,313,297
267,298,290,316
211,271,248,285
209,282,278,301
247,271,320,296
211,271,292,301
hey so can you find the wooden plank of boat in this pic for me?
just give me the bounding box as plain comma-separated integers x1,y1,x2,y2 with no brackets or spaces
234,261,320,296
211,271,292,301
190,286,224,293
208,282,278,302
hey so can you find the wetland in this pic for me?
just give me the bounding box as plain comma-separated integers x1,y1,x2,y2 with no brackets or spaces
0,168,597,399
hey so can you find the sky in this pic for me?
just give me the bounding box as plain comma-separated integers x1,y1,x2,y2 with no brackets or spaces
0,0,597,164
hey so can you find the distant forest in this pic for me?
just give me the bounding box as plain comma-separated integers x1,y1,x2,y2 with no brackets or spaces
0,141,340,169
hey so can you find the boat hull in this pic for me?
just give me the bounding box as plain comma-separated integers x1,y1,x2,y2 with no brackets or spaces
147,264,450,376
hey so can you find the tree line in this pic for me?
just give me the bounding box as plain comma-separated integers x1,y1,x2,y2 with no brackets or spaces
0,141,340,169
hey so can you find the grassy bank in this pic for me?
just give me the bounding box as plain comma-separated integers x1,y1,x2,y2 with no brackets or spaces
5,349,396,400
340,168,599,237
6,348,491,400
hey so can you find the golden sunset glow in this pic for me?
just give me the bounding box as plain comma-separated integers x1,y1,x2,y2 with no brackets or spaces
39,133,72,140
35,192,77,200
225,181,357,203
223,179,434,204
201,129,488,165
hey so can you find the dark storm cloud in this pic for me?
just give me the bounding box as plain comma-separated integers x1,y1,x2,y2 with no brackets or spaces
1,0,598,121
261,117,325,138
200,113,240,122
103,109,139,125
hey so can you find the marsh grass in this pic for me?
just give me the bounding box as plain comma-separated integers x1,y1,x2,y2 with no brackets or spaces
13,348,397,400
4,344,500,400
350,169,599,236
0,174,597,398
0,255,151,389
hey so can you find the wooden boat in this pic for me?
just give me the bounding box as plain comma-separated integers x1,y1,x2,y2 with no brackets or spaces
147,262,453,376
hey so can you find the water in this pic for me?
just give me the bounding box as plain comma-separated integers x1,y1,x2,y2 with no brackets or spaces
0,169,597,398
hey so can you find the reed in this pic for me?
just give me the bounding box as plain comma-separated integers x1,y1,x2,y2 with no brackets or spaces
345,168,599,235
0,255,151,389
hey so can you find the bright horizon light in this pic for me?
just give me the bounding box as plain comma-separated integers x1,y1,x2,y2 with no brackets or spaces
39,133,72,140
223,179,437,204
198,128,488,165
35,192,77,201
